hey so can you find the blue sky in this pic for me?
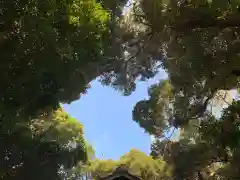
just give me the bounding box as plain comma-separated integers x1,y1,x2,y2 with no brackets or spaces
63,70,167,160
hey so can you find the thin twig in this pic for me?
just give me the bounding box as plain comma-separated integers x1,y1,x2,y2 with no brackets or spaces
219,92,231,106
166,127,176,140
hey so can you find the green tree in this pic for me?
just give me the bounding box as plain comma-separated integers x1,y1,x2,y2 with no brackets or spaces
133,80,173,137
0,108,89,180
3,0,240,179
122,2,240,176
104,0,240,126
0,0,110,121
119,149,171,180
0,0,111,178
82,149,171,180
148,99,240,179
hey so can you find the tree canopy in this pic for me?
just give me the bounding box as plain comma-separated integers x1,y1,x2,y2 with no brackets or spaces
2,0,240,179
0,108,90,179
0,0,111,120
116,0,240,179
0,0,111,179
79,149,171,180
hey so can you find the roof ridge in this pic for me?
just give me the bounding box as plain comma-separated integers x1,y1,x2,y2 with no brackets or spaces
100,167,141,180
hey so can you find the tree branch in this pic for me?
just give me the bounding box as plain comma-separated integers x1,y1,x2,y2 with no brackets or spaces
191,94,214,120
173,18,240,31
197,171,204,180
166,128,176,140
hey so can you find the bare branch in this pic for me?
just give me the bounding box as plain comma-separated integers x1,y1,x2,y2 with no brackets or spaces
219,91,231,106
166,128,176,140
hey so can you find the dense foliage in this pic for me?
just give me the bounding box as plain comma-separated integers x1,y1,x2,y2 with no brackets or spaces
0,0,111,179
2,0,240,179
0,0,111,119
75,149,171,180
123,0,240,179
0,108,89,179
